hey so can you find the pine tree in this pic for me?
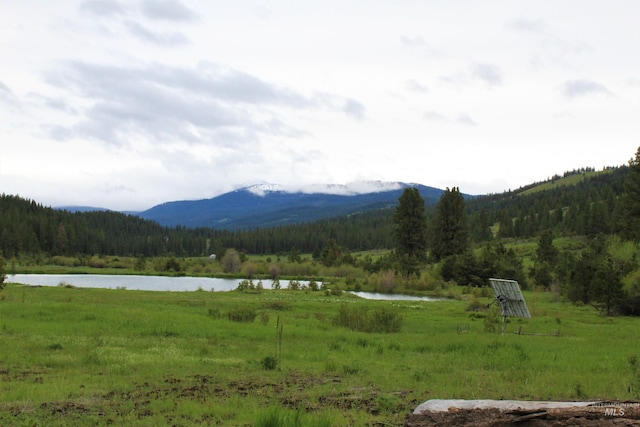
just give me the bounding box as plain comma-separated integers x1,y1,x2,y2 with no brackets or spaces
591,258,625,315
618,146,640,241
530,230,559,288
392,188,427,275
430,187,469,262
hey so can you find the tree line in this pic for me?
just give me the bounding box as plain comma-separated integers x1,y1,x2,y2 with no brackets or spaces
0,163,633,259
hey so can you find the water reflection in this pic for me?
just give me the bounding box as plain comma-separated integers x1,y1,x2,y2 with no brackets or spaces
349,291,443,301
9,274,286,292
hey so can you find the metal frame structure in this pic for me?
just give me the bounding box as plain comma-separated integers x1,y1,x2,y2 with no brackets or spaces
488,278,531,334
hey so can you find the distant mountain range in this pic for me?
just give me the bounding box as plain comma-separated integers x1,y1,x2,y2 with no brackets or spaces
132,182,456,229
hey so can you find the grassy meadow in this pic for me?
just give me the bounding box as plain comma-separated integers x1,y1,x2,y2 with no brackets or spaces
1,281,640,426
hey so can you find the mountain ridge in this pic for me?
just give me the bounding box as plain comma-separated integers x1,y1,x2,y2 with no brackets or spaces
136,181,453,229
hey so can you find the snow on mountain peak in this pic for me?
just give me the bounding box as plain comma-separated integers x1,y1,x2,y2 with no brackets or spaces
242,183,283,196
298,181,404,195
239,181,405,196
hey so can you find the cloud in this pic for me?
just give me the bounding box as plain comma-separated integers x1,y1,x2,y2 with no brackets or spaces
456,114,476,126
471,63,503,87
124,20,190,45
400,35,427,48
406,80,428,93
79,0,194,46
140,0,197,22
562,79,614,99
424,111,476,126
439,63,503,88
79,0,126,17
296,181,403,195
507,18,547,34
424,111,448,122
400,35,444,59
0,81,16,106
343,98,365,120
41,60,355,148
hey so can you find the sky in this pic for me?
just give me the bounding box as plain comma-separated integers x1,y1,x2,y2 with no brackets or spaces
1,1,639,211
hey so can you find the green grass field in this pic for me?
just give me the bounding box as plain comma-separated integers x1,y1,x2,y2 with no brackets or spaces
1,282,639,426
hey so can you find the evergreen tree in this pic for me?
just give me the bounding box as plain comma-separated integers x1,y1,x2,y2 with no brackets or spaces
470,208,493,242
565,236,606,304
617,146,640,241
392,188,427,275
530,230,558,288
591,258,625,315
430,187,469,262
320,239,343,267
535,229,559,265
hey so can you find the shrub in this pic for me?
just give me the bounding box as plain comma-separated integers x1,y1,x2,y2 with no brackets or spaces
227,306,257,323
288,280,300,291
466,297,486,312
261,356,277,371
262,300,291,311
333,303,403,333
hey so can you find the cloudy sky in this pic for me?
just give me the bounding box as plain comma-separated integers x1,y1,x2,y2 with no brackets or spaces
1,1,639,211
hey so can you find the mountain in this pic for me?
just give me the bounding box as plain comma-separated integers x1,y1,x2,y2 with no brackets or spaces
137,181,452,229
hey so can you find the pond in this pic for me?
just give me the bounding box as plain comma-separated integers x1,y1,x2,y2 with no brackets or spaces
348,291,444,301
8,274,280,292
7,274,444,301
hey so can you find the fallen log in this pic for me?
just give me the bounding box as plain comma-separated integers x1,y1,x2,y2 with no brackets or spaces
406,399,640,427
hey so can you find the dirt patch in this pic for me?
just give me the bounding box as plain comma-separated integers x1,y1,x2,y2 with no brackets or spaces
405,401,640,426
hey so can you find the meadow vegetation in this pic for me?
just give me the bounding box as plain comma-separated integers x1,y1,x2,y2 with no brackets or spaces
1,281,640,426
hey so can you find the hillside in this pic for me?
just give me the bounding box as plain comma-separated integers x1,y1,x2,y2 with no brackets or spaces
517,167,618,196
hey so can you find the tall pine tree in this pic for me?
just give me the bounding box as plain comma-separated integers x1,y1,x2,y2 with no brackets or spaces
430,187,469,262
392,188,427,275
617,146,640,241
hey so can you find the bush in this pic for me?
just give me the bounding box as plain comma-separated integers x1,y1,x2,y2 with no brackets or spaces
262,300,291,311
333,303,403,333
227,306,257,323
466,297,486,312
261,356,277,371
207,308,221,319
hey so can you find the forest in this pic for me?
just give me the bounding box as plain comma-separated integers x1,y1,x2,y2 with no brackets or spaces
0,166,627,259
2,148,640,315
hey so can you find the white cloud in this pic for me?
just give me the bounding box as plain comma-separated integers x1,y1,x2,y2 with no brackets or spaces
562,79,614,99
41,60,332,147
139,0,197,22
406,80,428,93
79,0,126,17
471,63,503,87
424,111,476,126
344,98,366,120
124,20,190,46
507,18,548,34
